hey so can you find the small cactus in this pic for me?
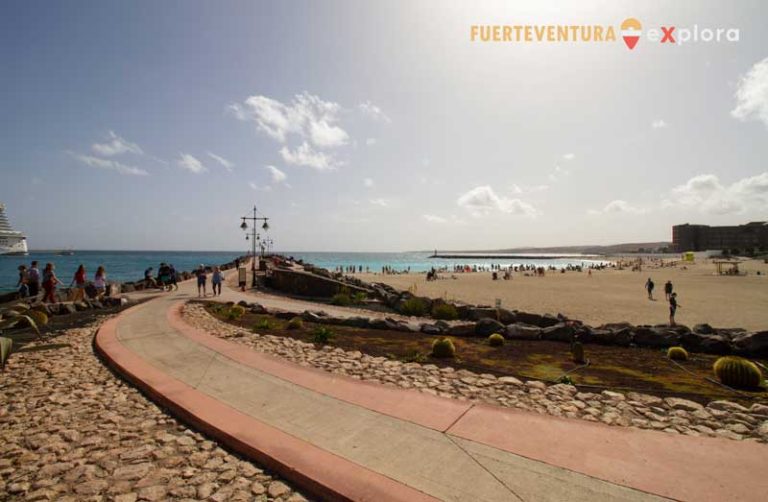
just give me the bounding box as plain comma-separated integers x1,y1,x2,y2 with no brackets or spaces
571,341,586,364
713,356,763,389
227,305,246,319
287,317,304,330
431,338,456,358
488,333,504,347
667,346,688,361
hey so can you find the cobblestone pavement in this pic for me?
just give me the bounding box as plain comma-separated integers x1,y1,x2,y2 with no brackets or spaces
0,318,310,502
183,302,768,444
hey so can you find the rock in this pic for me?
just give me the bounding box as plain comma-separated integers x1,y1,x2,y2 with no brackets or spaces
699,335,732,354
466,307,499,321
341,316,370,328
74,480,109,496
514,311,545,327
249,303,268,314
475,318,505,337
540,323,574,342
707,400,750,413
446,324,476,337
633,327,680,348
749,403,768,416
137,485,167,501
197,482,215,499
115,494,139,502
757,421,768,438
420,323,443,335
694,323,715,335
113,463,153,481
268,481,291,498
300,310,324,322
664,397,704,412
251,482,266,495
504,323,541,340
498,376,523,386
732,331,768,357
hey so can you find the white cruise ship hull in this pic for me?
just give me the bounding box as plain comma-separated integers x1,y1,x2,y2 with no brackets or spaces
0,236,28,255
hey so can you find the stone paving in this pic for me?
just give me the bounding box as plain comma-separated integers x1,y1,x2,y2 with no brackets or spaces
0,318,310,501
183,302,768,444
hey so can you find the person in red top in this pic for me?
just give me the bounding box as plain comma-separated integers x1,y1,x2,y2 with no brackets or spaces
70,264,87,302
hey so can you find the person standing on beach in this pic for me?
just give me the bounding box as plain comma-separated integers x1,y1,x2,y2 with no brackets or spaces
211,266,223,296
664,280,673,300
669,293,680,326
169,264,179,291
94,266,107,300
17,265,29,298
645,278,655,300
42,263,59,303
70,265,87,302
196,265,208,297
27,260,40,299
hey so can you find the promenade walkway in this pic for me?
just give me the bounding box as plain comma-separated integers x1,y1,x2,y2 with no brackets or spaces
96,278,767,501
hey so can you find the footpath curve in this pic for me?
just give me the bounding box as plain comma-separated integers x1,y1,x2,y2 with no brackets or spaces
95,281,768,502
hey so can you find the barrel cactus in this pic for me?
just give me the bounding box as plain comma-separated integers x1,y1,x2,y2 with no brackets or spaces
287,317,304,330
431,338,456,358
571,341,586,364
667,346,688,361
713,356,763,389
488,333,504,347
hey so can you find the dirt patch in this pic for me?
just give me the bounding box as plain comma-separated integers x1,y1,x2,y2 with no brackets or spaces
204,303,767,405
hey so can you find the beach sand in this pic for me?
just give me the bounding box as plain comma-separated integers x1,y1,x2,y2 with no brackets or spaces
357,257,768,331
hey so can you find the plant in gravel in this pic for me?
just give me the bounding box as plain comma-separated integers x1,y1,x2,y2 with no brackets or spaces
252,318,273,331
558,375,574,385
431,337,456,358
399,297,428,317
311,326,335,345
431,303,459,321
287,317,304,330
330,293,352,306
226,305,246,320
488,333,505,347
401,350,427,363
713,356,763,389
352,292,368,305
667,346,689,361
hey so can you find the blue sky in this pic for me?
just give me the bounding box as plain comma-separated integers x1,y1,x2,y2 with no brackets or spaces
1,1,767,251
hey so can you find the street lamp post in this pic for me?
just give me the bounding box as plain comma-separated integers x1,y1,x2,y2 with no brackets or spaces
240,205,270,287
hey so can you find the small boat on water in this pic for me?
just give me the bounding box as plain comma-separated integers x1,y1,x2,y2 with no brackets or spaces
0,202,28,256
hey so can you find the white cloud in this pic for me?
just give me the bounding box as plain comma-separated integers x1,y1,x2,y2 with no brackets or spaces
548,165,570,182
588,200,646,215
177,153,207,174
422,214,448,223
665,172,768,214
264,165,287,184
651,119,668,129
91,131,143,157
248,182,272,192
365,138,377,146
457,185,537,217
207,152,233,171
562,153,575,160
732,57,768,128
73,153,148,176
359,101,391,123
511,184,549,194
230,92,348,147
369,198,391,207
280,142,337,171
363,178,374,188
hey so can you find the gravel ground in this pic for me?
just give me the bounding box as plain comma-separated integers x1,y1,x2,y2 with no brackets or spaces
0,317,310,501
183,302,768,444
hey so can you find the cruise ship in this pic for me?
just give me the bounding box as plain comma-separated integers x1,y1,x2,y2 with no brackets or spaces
0,203,28,255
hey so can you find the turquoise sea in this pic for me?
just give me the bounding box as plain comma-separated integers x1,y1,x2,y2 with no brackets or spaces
0,250,608,292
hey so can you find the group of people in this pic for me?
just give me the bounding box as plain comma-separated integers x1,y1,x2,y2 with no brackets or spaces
645,278,680,326
143,263,179,292
194,264,224,297
16,261,108,303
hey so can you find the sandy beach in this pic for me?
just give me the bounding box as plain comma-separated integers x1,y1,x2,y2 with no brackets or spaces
357,257,768,331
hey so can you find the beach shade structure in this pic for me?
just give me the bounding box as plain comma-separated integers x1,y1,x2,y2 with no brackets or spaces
713,260,741,276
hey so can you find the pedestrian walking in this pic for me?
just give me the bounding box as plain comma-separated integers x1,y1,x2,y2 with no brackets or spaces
42,263,60,303
664,280,673,300
669,293,681,326
645,278,655,300
94,266,107,299
196,265,207,297
27,260,40,299
211,266,223,296
70,265,87,302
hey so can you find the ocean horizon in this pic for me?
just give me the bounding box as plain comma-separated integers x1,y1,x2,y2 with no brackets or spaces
1,250,610,292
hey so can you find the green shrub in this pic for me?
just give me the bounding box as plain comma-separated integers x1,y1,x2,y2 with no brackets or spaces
352,292,368,304
432,303,459,320
311,326,335,345
431,338,456,358
488,333,505,347
252,318,273,331
713,356,763,388
667,346,689,361
287,317,304,330
571,342,586,364
330,293,352,306
226,305,246,320
557,375,574,385
399,297,428,317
